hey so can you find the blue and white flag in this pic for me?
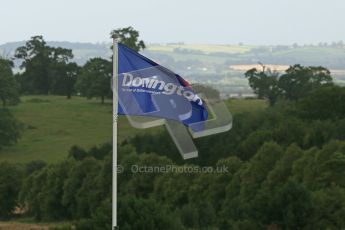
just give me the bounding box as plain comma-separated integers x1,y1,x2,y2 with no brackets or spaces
117,44,208,126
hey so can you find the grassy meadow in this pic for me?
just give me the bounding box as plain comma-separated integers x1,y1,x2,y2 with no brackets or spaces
0,96,148,163
0,96,267,163
225,98,267,115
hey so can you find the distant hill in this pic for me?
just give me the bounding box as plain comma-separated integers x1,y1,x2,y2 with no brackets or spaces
0,41,112,66
1,41,345,95
2,41,345,68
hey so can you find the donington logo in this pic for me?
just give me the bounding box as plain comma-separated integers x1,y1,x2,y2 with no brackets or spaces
122,73,203,106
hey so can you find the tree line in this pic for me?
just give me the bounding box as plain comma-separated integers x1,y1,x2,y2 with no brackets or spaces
245,64,333,106
0,27,145,106
1,81,345,229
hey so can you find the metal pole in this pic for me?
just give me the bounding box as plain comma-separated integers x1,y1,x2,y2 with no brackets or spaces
111,34,119,230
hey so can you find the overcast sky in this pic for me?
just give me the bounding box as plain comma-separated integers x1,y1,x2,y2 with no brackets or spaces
1,0,345,45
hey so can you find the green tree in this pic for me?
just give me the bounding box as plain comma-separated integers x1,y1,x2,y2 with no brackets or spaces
309,186,345,229
297,85,345,120
117,196,183,230
76,58,112,104
0,162,23,219
14,35,75,95
279,64,333,101
62,157,102,219
15,36,52,94
111,27,146,51
0,58,20,106
270,180,311,229
245,64,333,106
49,48,78,99
0,109,21,150
238,130,272,160
239,142,283,201
245,67,281,106
50,62,80,99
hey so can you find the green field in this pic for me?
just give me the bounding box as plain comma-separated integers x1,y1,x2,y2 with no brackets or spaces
147,44,253,54
225,99,268,114
0,96,267,163
0,96,148,163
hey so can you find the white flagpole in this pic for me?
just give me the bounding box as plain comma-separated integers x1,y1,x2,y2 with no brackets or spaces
111,34,119,230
